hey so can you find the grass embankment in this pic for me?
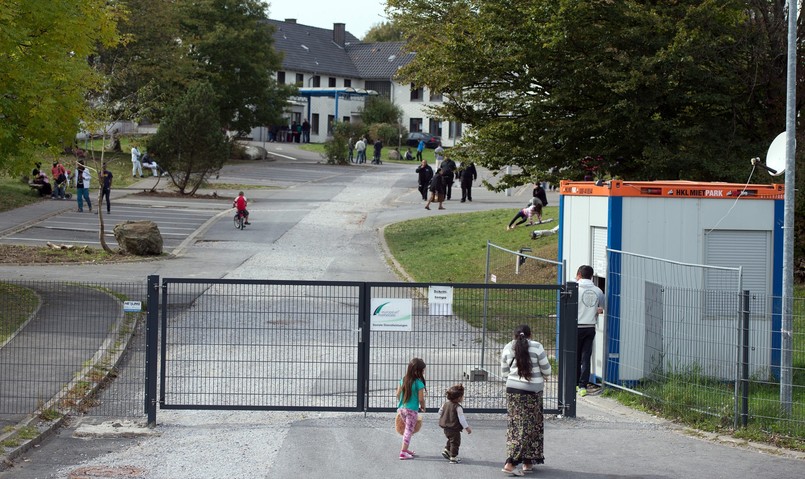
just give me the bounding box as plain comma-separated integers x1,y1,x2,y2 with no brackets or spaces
0,283,39,343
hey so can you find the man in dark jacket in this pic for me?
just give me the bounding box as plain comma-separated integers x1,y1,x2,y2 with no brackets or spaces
416,160,434,200
459,162,477,202
441,157,457,200
425,168,446,210
372,139,383,164
532,182,548,207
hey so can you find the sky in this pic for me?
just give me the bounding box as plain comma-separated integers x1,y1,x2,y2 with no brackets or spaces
267,1,388,40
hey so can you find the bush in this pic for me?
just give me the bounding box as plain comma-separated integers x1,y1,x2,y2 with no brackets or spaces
323,122,366,165
369,122,407,149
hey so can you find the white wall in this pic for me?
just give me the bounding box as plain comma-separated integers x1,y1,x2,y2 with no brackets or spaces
561,193,777,382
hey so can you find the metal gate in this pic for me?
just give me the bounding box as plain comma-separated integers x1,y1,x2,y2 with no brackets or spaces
146,278,578,423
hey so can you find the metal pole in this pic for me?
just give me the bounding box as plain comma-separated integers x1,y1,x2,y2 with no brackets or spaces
780,0,796,415
481,241,491,369
144,275,159,427
740,290,750,428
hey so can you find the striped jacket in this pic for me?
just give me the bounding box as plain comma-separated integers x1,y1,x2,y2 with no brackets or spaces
501,339,552,393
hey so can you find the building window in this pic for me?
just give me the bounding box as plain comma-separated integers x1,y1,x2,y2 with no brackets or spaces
429,119,442,137
312,114,320,135
429,90,443,102
328,77,336,87
277,71,286,84
409,118,423,133
295,73,304,86
366,80,391,100
312,75,321,87
327,115,335,135
449,122,463,139
343,116,350,123
344,78,352,88
410,84,423,101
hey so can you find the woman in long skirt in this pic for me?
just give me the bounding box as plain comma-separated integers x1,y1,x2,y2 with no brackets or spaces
500,324,552,475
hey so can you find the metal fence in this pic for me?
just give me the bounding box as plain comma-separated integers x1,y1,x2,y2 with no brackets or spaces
486,241,565,286
1,276,577,430
0,279,149,427
158,278,575,416
606,250,804,438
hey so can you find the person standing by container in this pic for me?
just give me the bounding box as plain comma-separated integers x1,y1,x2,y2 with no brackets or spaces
500,324,552,476
575,265,605,397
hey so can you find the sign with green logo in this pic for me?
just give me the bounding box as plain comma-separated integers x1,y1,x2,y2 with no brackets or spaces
370,298,412,331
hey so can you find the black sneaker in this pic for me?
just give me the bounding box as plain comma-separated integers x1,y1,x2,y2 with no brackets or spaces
244,221,251,225
441,449,450,460
449,457,461,464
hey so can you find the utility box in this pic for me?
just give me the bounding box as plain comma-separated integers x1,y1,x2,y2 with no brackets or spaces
463,367,489,382
558,180,784,384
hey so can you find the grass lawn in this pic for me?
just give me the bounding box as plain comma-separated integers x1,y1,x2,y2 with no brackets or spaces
0,283,39,343
384,207,559,283
298,142,441,165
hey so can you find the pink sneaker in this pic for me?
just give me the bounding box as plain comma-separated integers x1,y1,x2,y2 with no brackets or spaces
403,449,416,457
399,451,414,460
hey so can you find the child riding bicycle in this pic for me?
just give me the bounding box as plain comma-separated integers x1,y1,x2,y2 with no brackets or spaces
233,191,251,225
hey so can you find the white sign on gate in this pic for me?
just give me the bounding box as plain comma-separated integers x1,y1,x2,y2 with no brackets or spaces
370,298,412,331
428,285,453,316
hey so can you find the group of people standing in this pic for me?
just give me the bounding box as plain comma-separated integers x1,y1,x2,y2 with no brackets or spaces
348,137,383,164
393,265,604,475
416,157,477,210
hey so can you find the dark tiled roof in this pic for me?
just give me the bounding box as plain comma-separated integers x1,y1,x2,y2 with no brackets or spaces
346,42,414,81
267,19,361,78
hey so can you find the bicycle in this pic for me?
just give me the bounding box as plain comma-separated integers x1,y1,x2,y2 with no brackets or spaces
234,210,246,230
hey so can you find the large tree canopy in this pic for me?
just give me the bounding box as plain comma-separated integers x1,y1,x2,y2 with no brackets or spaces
0,0,120,171
387,0,802,188
96,0,292,134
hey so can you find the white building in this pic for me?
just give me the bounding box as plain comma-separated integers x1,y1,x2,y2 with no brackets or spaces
249,19,463,146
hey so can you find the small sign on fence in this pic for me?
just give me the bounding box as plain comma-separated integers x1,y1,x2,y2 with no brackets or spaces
370,298,412,331
428,285,454,315
123,301,142,312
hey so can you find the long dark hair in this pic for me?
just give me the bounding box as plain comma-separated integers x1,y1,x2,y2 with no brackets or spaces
512,325,533,381
401,357,427,403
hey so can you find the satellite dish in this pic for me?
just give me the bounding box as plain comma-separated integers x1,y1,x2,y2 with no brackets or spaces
765,132,787,176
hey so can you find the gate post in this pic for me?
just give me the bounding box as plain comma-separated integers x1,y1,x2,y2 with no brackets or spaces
357,283,369,411
559,282,578,418
144,275,159,427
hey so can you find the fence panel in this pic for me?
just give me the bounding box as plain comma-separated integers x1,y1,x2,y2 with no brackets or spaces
159,279,363,411
0,280,148,426
365,283,563,413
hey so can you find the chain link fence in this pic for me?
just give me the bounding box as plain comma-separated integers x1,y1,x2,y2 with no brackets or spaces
606,249,804,438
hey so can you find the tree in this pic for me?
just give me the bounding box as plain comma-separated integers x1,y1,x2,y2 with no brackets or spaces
179,0,292,134
0,0,120,172
94,0,292,133
91,0,192,123
359,96,407,147
386,0,802,189
147,82,229,195
359,96,403,126
363,21,406,42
